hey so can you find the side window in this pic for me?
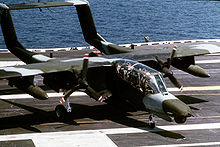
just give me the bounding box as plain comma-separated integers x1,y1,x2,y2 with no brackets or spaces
154,75,167,93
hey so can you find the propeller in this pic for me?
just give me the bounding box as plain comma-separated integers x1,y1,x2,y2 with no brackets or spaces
60,54,104,104
156,46,183,91
78,54,104,102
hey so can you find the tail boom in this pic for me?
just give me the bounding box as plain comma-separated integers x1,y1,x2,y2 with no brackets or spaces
0,8,38,64
75,3,132,55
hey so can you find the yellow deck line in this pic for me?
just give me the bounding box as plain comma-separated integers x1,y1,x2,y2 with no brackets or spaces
184,86,220,91
40,115,220,126
168,86,220,91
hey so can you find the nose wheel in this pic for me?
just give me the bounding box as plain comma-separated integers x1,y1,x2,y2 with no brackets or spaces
149,115,156,129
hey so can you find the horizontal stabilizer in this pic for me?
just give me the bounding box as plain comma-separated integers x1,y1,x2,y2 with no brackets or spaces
8,0,88,10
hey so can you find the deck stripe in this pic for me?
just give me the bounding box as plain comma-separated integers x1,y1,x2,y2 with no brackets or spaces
168,86,220,92
1,86,220,99
0,123,220,147
0,92,87,99
142,142,220,147
39,115,220,126
195,59,220,64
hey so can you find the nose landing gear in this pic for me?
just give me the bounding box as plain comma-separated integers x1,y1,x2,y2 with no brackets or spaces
149,115,156,129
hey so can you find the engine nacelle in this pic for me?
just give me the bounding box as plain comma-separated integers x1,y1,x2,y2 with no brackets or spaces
9,78,48,100
23,84,48,100
184,64,210,77
172,56,210,77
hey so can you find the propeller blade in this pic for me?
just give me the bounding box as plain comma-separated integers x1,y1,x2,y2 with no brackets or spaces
168,74,182,89
81,54,89,80
60,85,80,103
155,56,164,67
161,67,173,77
86,85,104,102
167,45,177,68
155,47,183,91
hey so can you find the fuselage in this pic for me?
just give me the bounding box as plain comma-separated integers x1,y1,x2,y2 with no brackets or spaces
85,58,192,123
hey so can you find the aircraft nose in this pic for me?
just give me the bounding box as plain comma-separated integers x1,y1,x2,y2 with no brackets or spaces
162,99,192,123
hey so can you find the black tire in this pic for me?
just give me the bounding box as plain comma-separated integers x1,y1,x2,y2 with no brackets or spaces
149,115,156,129
55,105,67,120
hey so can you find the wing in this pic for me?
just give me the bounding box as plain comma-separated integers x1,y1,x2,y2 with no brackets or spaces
0,57,113,79
173,41,220,58
129,40,220,58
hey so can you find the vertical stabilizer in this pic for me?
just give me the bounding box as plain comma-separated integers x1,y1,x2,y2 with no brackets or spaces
0,6,40,64
75,2,132,55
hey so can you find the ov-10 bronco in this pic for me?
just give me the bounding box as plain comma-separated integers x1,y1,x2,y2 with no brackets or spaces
0,0,220,128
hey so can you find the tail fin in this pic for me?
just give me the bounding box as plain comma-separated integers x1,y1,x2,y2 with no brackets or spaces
0,4,54,64
75,2,132,55
0,1,87,64
0,6,39,64
1,0,131,61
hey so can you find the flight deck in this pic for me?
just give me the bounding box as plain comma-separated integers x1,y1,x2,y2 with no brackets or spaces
0,40,220,146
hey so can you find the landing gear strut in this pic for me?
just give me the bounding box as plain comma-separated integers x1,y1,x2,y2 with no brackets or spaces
55,89,75,120
54,54,103,120
149,115,156,129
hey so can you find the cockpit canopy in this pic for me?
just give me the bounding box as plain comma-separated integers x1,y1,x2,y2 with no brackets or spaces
114,59,168,94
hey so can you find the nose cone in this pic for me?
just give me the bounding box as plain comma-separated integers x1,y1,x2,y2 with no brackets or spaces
163,99,192,123
143,92,192,123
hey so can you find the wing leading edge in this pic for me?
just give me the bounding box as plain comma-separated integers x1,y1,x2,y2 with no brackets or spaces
0,57,114,80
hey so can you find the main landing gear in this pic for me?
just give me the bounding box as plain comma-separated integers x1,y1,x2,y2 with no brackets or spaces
55,104,67,120
55,97,72,120
54,54,105,121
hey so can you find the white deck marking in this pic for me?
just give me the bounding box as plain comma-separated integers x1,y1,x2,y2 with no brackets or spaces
0,123,220,147
142,142,220,147
0,92,87,99
195,59,220,64
1,85,220,100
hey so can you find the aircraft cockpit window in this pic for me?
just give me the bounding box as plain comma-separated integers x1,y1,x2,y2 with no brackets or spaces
114,60,168,94
154,74,168,94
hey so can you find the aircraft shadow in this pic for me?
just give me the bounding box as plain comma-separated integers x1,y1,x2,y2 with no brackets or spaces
0,99,185,139
176,95,208,104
